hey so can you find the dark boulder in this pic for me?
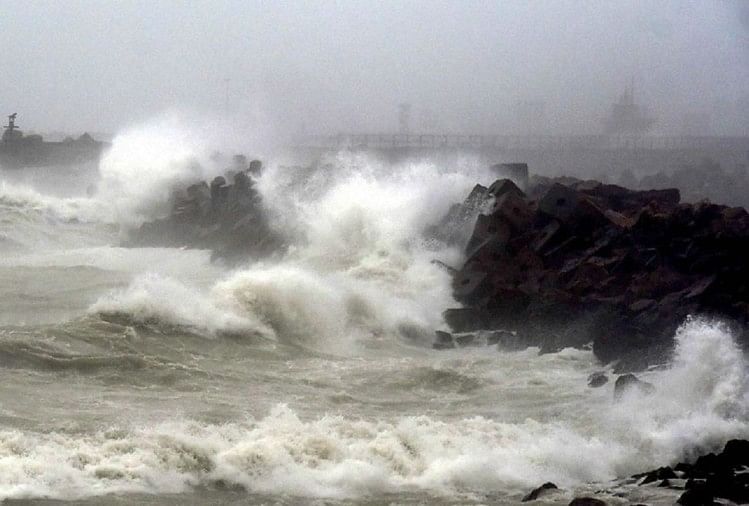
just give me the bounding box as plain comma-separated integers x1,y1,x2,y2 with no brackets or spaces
522,482,558,502
677,484,719,505
433,331,454,350
722,439,749,467
488,178,525,200
613,373,655,399
587,371,608,388
637,466,677,485
568,498,607,506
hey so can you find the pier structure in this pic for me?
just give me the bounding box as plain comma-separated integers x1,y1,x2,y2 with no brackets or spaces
293,132,749,179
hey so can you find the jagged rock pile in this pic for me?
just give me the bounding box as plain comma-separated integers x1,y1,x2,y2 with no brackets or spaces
126,159,285,262
440,175,749,368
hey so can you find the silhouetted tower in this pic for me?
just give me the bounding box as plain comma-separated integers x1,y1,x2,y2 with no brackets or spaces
2,113,22,143
398,103,411,134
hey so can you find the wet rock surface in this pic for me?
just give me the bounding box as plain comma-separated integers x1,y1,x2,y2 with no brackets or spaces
124,158,285,263
568,498,607,506
437,172,749,368
613,373,655,399
634,440,749,505
587,371,608,388
522,481,558,501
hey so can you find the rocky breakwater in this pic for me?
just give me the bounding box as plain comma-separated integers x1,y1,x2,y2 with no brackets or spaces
125,159,285,262
439,174,749,369
519,440,749,505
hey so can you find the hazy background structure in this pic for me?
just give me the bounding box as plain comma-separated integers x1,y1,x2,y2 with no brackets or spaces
0,0,747,138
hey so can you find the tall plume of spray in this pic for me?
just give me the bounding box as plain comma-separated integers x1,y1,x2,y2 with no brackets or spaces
93,109,280,227
84,111,498,346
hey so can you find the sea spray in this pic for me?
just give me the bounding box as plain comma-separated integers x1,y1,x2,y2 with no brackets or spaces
90,150,493,347
95,116,218,226
604,317,749,469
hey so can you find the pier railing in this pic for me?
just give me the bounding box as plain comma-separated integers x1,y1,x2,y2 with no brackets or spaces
295,133,749,152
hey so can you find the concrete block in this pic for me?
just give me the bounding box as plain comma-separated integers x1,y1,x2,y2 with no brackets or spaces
488,178,525,199
491,191,534,231
491,162,529,190
538,183,581,223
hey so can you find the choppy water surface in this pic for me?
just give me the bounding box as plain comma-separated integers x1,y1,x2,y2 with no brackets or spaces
0,126,747,505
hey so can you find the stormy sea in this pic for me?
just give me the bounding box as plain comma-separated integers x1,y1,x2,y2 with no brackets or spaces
0,125,747,505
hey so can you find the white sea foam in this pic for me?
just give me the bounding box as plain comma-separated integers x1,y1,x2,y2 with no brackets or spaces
0,319,745,502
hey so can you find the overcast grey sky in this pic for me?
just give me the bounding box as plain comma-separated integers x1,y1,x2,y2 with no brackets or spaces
1,0,747,136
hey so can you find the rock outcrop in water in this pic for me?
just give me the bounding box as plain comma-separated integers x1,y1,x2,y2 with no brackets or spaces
633,439,749,505
125,158,285,262
438,172,749,369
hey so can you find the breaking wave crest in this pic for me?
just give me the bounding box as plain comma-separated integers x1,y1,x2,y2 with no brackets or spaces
0,181,111,251
89,273,268,338
603,317,749,465
89,151,491,348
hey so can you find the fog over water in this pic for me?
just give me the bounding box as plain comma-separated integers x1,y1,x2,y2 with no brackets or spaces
1,0,748,137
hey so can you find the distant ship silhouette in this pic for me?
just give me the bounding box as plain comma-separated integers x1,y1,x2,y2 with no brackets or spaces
603,81,656,135
1,113,109,168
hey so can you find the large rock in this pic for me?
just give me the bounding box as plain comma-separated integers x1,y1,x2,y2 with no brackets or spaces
428,184,491,247
613,373,655,399
125,158,285,263
522,482,558,501
435,170,749,366
568,498,607,506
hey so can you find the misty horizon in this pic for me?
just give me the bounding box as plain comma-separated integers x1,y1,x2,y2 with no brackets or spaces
1,0,748,138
